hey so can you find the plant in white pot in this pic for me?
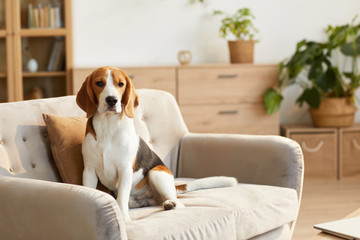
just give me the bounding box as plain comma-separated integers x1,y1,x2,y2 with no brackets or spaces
264,17,360,127
214,8,258,63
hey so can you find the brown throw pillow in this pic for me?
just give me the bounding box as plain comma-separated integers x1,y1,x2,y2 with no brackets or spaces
42,113,112,195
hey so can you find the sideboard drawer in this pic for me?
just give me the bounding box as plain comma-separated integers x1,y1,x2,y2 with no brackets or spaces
180,103,279,135
290,133,337,178
122,67,176,97
340,131,360,177
178,65,278,105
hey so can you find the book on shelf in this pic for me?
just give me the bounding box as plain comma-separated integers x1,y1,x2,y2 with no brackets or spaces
47,37,65,71
28,3,62,29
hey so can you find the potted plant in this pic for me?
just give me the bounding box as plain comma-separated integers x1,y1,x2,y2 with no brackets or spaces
264,17,360,127
214,8,258,63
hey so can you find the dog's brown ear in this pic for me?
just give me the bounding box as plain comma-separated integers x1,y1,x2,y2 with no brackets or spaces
76,73,97,118
122,72,139,118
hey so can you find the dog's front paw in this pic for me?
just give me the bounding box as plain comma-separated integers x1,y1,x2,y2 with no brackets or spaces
162,200,176,210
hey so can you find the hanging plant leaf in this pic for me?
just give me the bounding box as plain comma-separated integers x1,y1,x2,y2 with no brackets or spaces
308,60,323,83
328,25,349,49
263,88,283,115
315,67,336,92
340,36,360,56
286,41,323,78
296,87,321,108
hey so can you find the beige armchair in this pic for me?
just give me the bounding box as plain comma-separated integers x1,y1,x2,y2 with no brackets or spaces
0,89,303,240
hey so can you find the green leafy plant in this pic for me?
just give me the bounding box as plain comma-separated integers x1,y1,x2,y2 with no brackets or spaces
214,8,258,40
264,16,360,115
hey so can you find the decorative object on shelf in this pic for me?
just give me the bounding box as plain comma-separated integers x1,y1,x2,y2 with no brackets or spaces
27,58,38,72
214,8,258,64
26,86,45,100
264,16,360,127
177,50,192,65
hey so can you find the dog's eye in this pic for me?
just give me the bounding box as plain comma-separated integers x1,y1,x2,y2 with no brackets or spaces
95,81,104,87
118,82,124,87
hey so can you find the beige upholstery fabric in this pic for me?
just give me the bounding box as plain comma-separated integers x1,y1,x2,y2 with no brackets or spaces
178,133,304,199
127,180,298,240
0,177,126,240
0,89,304,240
249,224,291,240
0,96,85,181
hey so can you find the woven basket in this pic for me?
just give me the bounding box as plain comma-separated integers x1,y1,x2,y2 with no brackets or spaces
310,97,357,127
228,40,254,63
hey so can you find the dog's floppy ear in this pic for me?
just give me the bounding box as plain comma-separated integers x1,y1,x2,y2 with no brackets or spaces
122,72,139,118
76,73,97,118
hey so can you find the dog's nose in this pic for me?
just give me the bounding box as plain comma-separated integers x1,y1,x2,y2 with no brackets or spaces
106,96,118,107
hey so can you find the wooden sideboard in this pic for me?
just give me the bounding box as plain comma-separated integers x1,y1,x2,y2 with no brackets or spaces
281,124,360,179
73,64,279,135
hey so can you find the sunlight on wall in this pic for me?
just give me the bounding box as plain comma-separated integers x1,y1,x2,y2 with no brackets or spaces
73,0,360,123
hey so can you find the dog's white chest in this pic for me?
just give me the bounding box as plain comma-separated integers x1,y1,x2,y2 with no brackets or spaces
83,113,139,190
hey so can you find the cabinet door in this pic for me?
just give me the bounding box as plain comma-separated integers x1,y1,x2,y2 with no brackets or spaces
341,131,360,177
180,103,279,135
178,65,278,105
291,133,337,178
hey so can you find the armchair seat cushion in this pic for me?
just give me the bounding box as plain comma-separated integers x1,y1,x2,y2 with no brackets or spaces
127,179,298,240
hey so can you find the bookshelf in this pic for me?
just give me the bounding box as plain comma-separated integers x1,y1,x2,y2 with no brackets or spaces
0,0,73,102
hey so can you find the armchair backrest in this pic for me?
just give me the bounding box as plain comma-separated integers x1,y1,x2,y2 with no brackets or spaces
0,89,188,181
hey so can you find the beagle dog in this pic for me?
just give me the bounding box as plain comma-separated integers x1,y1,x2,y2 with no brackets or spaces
76,66,237,222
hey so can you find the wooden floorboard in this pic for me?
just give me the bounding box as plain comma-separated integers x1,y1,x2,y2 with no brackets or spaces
292,177,360,239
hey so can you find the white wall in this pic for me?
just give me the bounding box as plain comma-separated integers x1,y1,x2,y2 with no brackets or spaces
73,0,360,123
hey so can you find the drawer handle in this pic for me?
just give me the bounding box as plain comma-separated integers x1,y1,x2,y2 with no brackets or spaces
352,139,360,151
218,74,238,79
129,75,135,79
218,110,238,115
301,140,324,153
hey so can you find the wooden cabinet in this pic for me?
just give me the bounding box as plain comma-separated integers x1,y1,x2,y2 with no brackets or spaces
283,125,338,178
178,64,279,135
180,103,278,134
177,65,277,105
0,0,73,102
73,64,279,135
282,124,360,179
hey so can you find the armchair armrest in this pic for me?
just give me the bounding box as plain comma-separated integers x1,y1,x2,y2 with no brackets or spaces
177,133,304,198
0,177,126,240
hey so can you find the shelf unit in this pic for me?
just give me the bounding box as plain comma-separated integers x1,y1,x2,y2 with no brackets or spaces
0,0,73,102
282,124,360,179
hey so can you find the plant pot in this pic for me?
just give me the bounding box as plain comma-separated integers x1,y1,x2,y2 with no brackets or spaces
310,97,357,127
228,40,254,63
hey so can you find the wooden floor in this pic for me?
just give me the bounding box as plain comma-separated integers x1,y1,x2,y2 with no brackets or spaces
292,177,360,239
